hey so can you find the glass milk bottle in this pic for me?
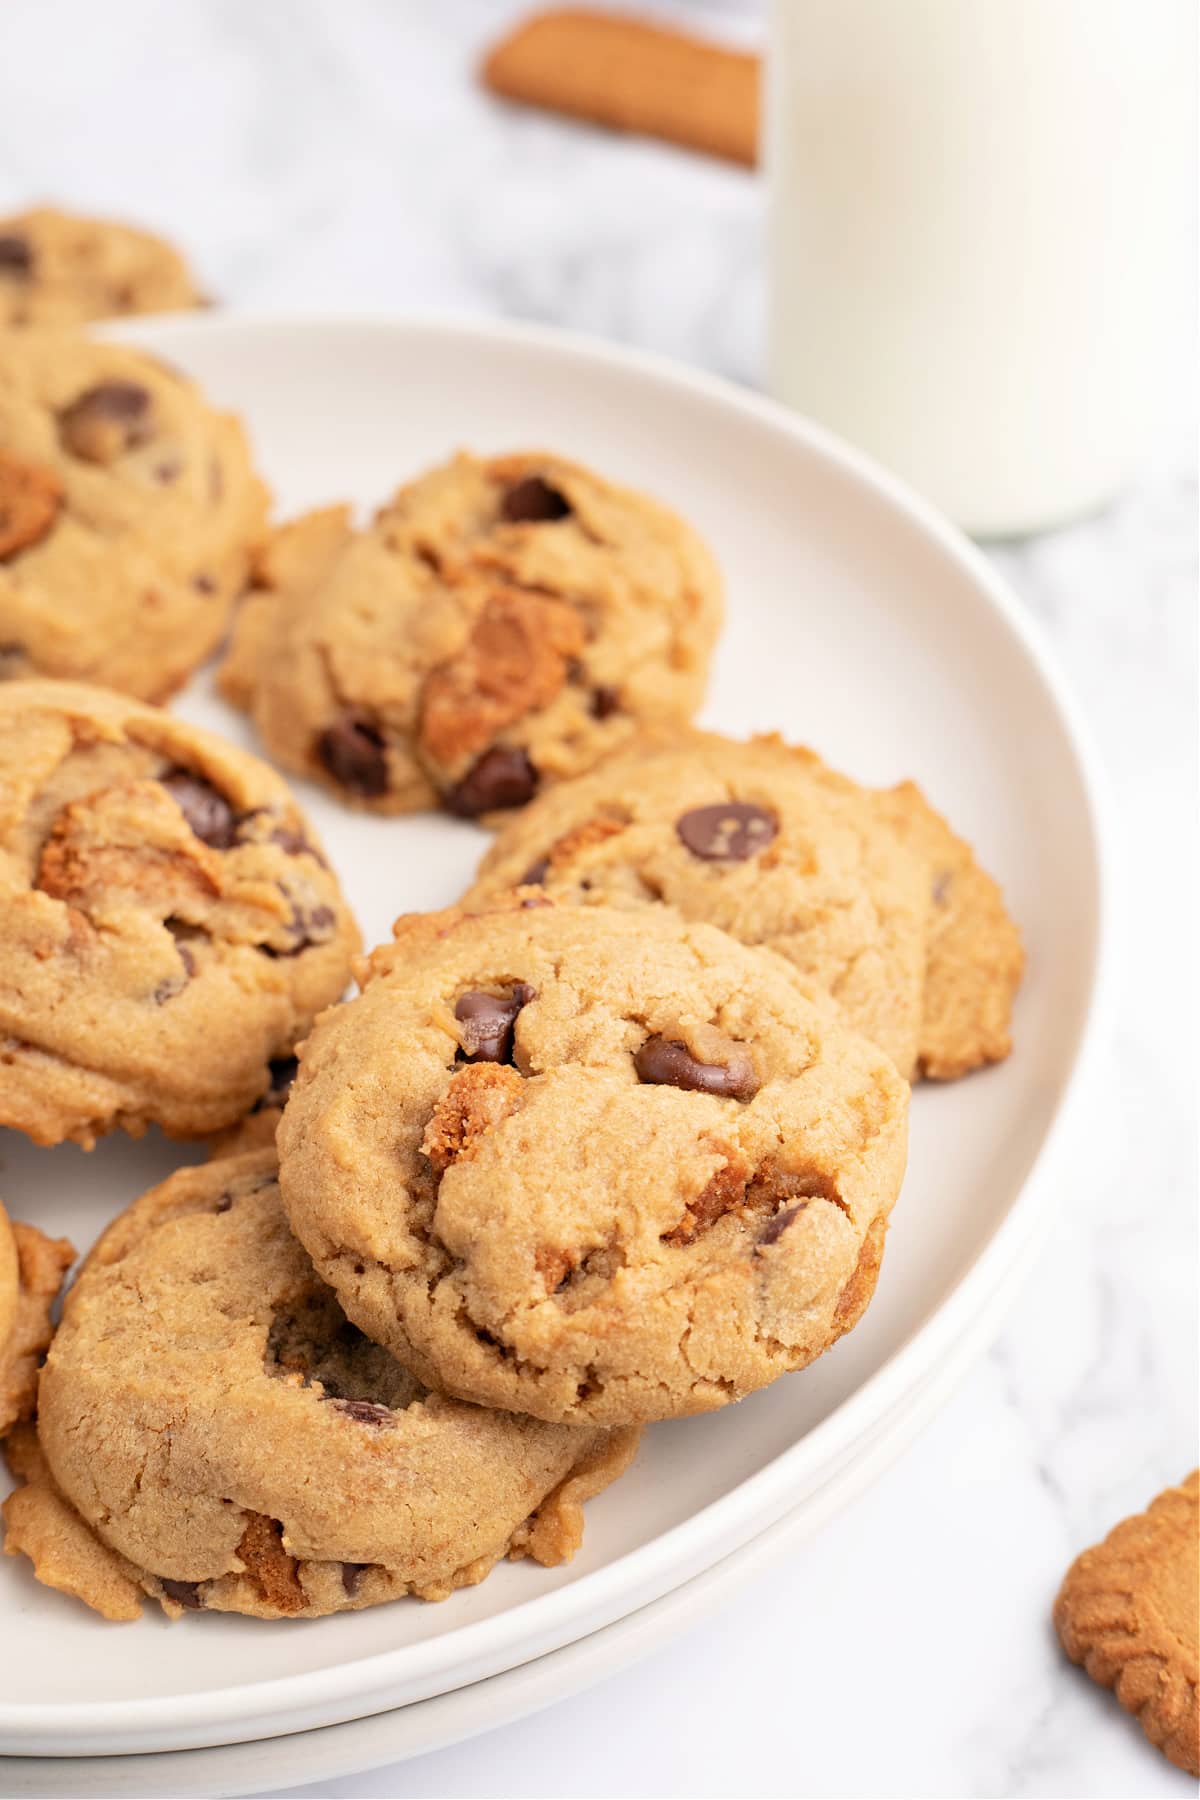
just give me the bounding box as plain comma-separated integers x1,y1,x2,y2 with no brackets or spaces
767,0,1193,536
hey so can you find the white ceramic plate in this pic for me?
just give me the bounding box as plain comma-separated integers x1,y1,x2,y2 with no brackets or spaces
0,1147,1065,1798
0,316,1110,1759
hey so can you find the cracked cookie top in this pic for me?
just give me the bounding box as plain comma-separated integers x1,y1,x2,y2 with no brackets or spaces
0,207,203,327
0,679,360,1146
0,329,268,700
17,1149,635,1620
467,731,932,1079
217,450,722,816
277,895,909,1426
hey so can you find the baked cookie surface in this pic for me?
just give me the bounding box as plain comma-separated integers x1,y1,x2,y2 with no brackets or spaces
0,680,360,1147
468,732,931,1078
278,896,909,1426
1055,1472,1199,1776
471,732,1023,1082
219,451,722,816
0,1199,74,1438
5,1150,636,1621
0,329,268,700
0,207,203,328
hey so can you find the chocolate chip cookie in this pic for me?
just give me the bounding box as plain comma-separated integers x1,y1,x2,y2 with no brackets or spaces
0,329,268,700
469,732,1023,1082
218,451,722,816
277,896,909,1426
0,680,360,1147
0,1198,74,1438
0,207,203,328
3,1150,637,1620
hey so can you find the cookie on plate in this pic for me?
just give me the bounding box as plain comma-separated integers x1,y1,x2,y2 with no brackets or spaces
0,1199,74,1439
278,895,909,1426
469,731,1023,1081
0,206,203,328
1054,1472,1199,1777
0,328,268,700
218,450,722,816
2,1150,638,1621
0,680,360,1147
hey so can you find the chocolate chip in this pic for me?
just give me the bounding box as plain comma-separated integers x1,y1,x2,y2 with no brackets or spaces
192,572,216,593
329,1398,394,1426
316,712,388,798
634,1035,760,1102
261,900,337,959
932,871,953,906
160,1578,203,1609
59,382,154,464
261,1056,299,1109
341,1562,369,1596
500,475,571,523
0,235,32,276
161,770,237,849
675,802,778,863
0,642,31,680
214,1195,234,1214
521,857,550,886
758,1202,808,1247
267,824,326,864
444,746,538,817
455,983,535,1064
591,686,620,720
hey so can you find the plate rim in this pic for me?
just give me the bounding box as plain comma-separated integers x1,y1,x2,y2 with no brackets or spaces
0,310,1117,1754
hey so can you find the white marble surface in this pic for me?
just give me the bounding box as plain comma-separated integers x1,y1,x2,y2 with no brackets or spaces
1,3,1196,1796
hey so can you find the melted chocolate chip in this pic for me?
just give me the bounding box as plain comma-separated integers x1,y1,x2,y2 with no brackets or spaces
521,857,550,886
160,1578,203,1609
59,382,154,463
500,475,571,523
316,712,388,797
590,685,620,720
214,1194,234,1214
0,235,32,276
192,572,216,593
932,870,953,907
634,1034,760,1102
329,1398,394,1426
161,770,237,849
758,1201,808,1247
455,983,535,1064
444,746,538,817
675,802,778,863
261,1056,299,1108
261,901,337,959
341,1562,369,1596
0,642,30,679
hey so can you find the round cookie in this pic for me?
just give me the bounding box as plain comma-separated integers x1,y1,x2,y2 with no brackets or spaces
0,207,203,328
12,1150,637,1620
218,450,722,816
0,329,268,700
0,1198,74,1439
0,680,360,1147
278,896,909,1426
469,732,1023,1082
468,731,931,1078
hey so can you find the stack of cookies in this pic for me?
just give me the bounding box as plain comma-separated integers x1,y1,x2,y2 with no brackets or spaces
0,209,1024,1627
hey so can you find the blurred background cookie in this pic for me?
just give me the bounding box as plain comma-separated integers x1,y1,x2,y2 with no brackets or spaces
0,206,204,327
0,328,268,699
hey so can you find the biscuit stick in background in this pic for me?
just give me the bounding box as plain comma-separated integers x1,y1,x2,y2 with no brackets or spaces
480,8,760,166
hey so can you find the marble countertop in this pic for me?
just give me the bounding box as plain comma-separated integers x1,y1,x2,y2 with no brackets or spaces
1,3,1195,1796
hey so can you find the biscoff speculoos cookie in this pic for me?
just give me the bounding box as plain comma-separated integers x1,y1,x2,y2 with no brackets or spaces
0,328,266,700
218,450,721,817
277,896,909,1427
2,1150,637,1622
0,680,359,1147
